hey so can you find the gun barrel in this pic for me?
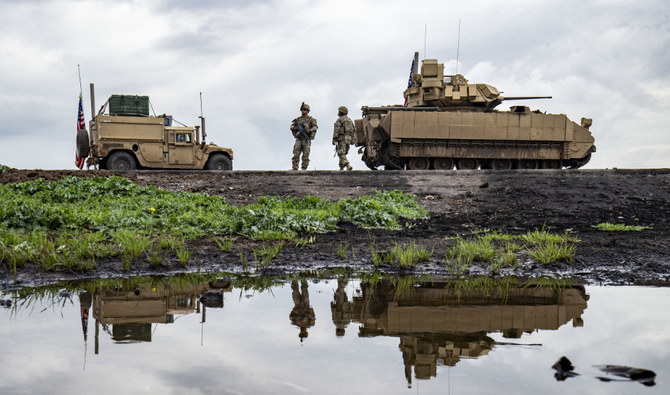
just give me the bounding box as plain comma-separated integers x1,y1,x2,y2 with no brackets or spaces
502,96,552,101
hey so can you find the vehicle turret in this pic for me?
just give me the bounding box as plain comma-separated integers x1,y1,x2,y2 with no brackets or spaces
403,59,551,111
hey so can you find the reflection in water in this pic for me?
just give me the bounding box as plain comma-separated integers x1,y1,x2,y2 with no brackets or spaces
332,278,589,387
289,279,316,342
6,275,667,393
553,356,657,386
90,279,231,352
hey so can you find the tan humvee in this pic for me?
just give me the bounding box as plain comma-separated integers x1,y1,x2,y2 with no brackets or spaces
78,88,233,171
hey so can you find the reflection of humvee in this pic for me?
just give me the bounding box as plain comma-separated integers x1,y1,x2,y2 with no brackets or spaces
78,87,233,170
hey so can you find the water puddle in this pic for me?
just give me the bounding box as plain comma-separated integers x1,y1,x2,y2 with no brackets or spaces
1,275,667,394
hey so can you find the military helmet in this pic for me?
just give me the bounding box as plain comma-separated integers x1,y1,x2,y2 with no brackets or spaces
300,103,310,111
338,106,348,115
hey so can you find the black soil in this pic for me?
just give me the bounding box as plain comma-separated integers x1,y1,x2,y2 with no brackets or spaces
2,169,669,288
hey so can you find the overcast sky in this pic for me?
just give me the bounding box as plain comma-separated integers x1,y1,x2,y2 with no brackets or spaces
0,0,668,170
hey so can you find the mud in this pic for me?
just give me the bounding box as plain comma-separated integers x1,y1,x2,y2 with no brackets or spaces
2,168,670,288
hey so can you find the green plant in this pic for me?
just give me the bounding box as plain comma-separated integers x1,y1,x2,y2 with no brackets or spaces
336,243,349,259
592,222,650,231
519,228,579,246
213,236,233,252
146,251,165,267
252,241,284,270
529,240,575,264
176,247,192,266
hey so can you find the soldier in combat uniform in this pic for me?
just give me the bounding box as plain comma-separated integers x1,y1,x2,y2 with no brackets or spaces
290,103,318,170
332,106,355,170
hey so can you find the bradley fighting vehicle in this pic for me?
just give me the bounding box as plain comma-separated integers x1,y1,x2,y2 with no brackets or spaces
77,84,233,171
355,54,596,170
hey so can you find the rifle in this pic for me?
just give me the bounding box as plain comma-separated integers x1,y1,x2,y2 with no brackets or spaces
292,119,310,141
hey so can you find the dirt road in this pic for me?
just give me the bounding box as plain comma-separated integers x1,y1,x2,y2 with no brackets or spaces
2,168,670,286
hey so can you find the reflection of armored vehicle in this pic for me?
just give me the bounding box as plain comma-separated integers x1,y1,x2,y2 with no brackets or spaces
77,86,233,170
332,278,588,386
356,55,596,170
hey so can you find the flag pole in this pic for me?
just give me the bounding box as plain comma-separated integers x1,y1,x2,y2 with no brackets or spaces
78,64,83,97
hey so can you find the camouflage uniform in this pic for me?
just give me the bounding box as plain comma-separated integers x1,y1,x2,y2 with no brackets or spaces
332,106,355,170
290,103,318,170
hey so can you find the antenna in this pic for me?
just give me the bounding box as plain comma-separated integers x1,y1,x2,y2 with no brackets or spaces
199,92,207,143
424,23,427,58
456,18,461,74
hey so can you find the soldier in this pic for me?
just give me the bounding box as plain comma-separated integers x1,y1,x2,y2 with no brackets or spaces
332,106,355,170
290,103,318,170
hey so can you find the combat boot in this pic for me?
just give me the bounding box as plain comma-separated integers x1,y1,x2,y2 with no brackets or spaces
346,164,353,171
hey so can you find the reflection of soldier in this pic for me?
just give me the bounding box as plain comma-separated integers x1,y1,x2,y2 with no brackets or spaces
290,103,318,170
330,277,352,336
332,106,355,170
289,279,316,342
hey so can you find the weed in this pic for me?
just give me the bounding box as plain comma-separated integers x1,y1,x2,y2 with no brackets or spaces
213,236,233,252
529,240,575,264
252,241,284,270
336,243,349,259
592,222,650,231
176,247,193,266
294,235,316,247
519,228,579,246
240,252,249,273
146,251,165,267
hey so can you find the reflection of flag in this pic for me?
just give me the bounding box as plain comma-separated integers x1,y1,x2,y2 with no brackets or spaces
75,95,86,169
404,57,415,106
81,306,89,341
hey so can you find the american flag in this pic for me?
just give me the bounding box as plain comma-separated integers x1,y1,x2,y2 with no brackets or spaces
404,57,415,106
75,95,86,169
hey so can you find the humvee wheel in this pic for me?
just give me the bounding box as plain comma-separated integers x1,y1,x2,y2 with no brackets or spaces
491,159,512,170
456,158,478,170
408,157,430,170
518,159,538,169
541,160,562,169
433,158,454,170
76,129,90,158
206,154,232,170
107,151,137,171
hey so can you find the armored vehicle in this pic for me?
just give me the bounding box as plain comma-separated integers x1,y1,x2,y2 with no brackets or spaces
355,54,596,170
77,86,233,171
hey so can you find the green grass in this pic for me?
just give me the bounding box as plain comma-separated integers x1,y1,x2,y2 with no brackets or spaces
0,176,426,273
252,241,285,270
213,236,233,252
371,241,434,268
445,228,579,271
592,222,650,231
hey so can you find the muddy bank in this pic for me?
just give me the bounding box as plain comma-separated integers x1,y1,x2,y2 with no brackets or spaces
2,168,670,288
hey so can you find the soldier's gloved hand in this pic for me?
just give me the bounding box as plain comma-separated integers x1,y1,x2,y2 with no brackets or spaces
332,140,336,145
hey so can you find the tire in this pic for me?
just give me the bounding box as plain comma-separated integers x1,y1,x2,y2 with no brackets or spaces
206,154,232,170
106,151,137,171
76,129,90,158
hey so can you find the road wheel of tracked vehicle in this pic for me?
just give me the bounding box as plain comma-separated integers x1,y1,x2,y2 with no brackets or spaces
518,159,538,170
491,159,512,170
206,154,232,170
456,158,478,170
408,157,430,170
541,160,562,169
107,151,137,171
76,129,90,158
433,158,454,170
